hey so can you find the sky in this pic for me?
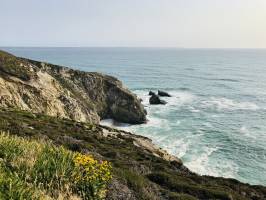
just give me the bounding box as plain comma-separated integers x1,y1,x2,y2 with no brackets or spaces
1,0,266,48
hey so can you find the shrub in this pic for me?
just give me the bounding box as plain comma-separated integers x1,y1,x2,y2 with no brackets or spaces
0,132,112,199
72,153,112,199
147,172,232,200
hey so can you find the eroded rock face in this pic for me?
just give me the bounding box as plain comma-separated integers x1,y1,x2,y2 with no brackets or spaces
0,50,146,124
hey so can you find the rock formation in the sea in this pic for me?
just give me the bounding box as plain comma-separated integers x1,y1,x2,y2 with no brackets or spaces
158,90,171,97
149,91,156,96
149,94,167,105
0,50,146,124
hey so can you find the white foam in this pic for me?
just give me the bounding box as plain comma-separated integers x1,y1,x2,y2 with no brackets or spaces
133,90,150,105
240,126,249,134
158,131,207,160
145,116,163,127
202,97,259,111
185,147,218,176
145,116,171,131
176,120,181,125
238,126,256,139
185,146,238,178
100,119,114,127
163,138,190,158
166,91,196,106
109,90,246,180
189,106,201,113
100,119,131,130
134,90,196,107
212,159,239,178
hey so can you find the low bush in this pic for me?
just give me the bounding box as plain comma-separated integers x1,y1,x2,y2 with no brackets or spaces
0,132,112,200
147,172,233,200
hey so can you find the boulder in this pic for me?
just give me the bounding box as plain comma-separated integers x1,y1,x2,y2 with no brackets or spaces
158,90,171,97
149,94,167,105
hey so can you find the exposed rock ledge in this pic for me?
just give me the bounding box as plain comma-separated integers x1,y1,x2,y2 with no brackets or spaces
101,125,182,164
0,50,146,124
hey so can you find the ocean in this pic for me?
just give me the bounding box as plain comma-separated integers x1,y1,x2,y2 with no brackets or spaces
2,47,266,186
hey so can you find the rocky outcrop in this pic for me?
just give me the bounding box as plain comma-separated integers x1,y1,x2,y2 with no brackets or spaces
158,90,171,97
0,50,146,124
100,125,182,164
149,94,167,105
148,91,155,96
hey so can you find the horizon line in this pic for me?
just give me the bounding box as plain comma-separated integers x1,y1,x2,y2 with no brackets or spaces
1,46,266,50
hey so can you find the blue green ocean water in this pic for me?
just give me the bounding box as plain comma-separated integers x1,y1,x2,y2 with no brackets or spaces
3,47,266,186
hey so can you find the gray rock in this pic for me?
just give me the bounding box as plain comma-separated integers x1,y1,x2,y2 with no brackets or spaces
158,90,171,97
149,94,167,105
149,91,156,96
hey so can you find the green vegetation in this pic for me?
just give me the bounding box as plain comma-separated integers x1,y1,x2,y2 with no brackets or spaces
0,50,35,81
0,108,265,199
148,172,232,200
0,132,112,200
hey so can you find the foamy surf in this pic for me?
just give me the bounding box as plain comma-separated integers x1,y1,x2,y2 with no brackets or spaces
100,119,131,130
124,89,264,183
185,147,219,176
201,97,259,111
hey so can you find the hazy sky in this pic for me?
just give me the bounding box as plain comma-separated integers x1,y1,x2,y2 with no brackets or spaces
1,0,266,48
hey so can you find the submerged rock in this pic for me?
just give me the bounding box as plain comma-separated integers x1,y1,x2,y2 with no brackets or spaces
0,50,146,124
158,90,171,97
149,94,167,105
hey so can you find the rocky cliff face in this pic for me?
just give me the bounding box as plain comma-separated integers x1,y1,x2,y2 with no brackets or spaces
0,50,146,124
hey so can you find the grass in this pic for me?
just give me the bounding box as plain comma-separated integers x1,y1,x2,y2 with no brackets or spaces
0,132,112,200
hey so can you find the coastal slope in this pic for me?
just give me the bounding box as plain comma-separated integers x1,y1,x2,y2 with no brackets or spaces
0,50,146,124
0,108,265,200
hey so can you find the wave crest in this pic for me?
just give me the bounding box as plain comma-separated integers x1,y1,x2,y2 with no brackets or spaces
201,97,259,111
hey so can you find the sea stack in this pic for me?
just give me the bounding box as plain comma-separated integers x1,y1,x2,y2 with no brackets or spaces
158,90,171,97
149,94,167,105
149,91,156,96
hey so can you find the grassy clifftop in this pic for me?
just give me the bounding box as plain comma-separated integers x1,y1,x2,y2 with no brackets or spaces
0,50,36,81
0,108,265,200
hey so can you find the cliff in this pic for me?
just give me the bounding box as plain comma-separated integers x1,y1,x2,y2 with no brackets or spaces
0,50,146,124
